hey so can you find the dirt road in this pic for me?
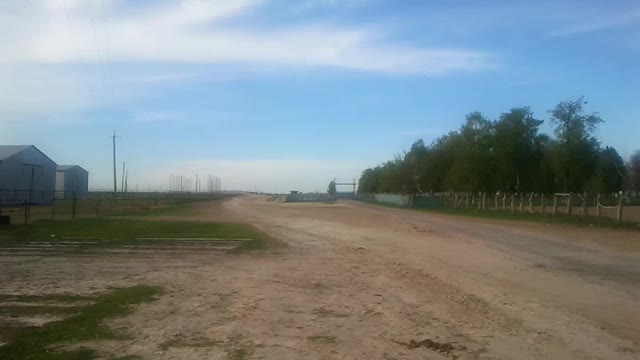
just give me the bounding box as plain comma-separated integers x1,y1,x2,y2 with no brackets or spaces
208,197,640,359
2,196,640,359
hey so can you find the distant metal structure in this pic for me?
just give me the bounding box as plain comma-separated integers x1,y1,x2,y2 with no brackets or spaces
334,178,357,198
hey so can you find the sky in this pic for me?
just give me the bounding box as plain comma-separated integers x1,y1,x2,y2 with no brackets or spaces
1,0,639,193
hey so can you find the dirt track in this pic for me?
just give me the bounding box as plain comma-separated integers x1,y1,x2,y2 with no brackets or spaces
2,196,640,359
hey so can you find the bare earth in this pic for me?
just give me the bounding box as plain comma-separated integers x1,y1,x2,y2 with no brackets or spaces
1,196,640,359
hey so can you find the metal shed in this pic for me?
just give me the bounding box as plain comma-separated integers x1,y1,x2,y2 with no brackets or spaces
0,145,57,205
56,165,89,199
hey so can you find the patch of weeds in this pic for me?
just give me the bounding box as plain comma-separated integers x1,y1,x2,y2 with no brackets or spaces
160,337,222,350
112,355,144,360
0,285,162,360
312,308,348,318
307,335,337,344
229,348,250,360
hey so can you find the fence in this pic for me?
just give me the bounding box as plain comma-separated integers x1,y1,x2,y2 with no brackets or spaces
359,192,640,224
0,190,231,225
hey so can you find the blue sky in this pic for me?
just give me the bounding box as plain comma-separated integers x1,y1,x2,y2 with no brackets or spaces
1,0,639,192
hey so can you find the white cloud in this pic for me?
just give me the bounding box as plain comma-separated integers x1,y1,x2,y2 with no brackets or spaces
0,0,494,75
0,65,99,120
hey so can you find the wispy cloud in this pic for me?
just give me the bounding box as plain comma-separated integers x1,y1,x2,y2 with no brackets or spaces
135,73,196,84
0,0,495,76
549,10,640,37
290,0,374,13
132,111,181,124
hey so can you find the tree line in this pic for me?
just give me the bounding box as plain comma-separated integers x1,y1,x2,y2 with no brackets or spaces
359,97,640,195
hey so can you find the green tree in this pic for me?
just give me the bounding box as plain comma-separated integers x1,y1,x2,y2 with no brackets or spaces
327,180,337,196
627,150,640,191
587,146,627,193
493,107,545,192
548,97,603,192
358,168,379,194
446,112,495,192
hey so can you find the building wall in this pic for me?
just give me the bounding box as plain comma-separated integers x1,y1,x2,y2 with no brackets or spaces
58,167,89,199
0,147,57,204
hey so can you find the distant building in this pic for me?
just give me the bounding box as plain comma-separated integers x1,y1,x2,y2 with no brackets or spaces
56,165,89,199
0,145,57,205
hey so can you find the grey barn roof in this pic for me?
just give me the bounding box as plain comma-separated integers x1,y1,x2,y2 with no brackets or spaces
0,145,31,160
57,165,88,173
0,145,57,164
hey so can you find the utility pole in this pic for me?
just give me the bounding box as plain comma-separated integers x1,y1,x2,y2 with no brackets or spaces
121,162,126,193
110,130,119,195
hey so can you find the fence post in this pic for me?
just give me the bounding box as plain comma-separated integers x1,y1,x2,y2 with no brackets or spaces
519,193,524,212
552,195,558,216
510,194,515,213
72,192,77,219
596,194,601,219
617,196,624,223
24,200,29,225
482,193,486,210
528,193,534,213
502,194,507,211
566,194,572,216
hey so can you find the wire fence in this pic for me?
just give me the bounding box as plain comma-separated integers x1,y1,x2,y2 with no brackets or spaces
0,190,231,225
358,192,640,224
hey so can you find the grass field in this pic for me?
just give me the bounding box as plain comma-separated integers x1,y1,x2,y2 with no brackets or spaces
0,200,281,358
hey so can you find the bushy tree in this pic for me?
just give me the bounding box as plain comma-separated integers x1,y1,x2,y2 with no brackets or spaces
358,97,622,196
327,180,337,196
627,151,640,192
548,96,603,192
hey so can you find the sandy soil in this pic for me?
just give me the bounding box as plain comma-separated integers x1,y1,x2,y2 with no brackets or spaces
1,196,640,359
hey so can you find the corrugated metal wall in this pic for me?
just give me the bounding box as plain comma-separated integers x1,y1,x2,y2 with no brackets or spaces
0,147,57,204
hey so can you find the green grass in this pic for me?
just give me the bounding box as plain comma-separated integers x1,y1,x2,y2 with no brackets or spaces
0,294,95,304
0,285,162,360
0,218,282,254
360,199,640,230
0,218,266,242
111,202,200,217
0,305,83,317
